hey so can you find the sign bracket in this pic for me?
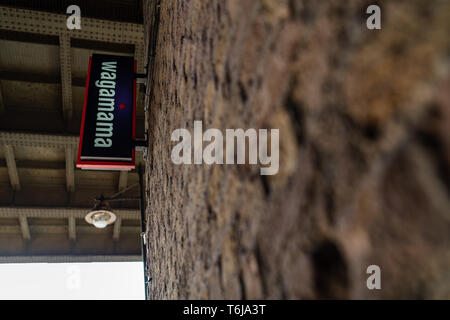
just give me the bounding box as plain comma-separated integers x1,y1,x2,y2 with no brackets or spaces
134,72,148,86
133,138,148,152
133,129,149,160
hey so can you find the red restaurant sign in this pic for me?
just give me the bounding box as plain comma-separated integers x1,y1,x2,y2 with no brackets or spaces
77,54,136,170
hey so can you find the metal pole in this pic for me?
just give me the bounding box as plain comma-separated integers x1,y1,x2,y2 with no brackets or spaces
138,164,148,300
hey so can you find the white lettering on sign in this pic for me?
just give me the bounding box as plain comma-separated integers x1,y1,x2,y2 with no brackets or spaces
94,61,117,148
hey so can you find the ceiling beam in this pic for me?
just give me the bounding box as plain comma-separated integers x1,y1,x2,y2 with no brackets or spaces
68,216,76,241
2,160,66,170
0,225,139,235
0,70,85,87
65,146,75,192
0,108,74,134
3,144,20,190
0,6,144,45
0,6,144,124
0,255,141,263
118,171,128,191
0,131,78,148
0,207,140,220
0,29,59,45
0,71,59,84
134,43,145,112
0,83,4,114
59,34,73,121
0,111,146,137
71,38,135,54
18,215,30,241
0,132,145,166
135,43,145,74
113,216,122,241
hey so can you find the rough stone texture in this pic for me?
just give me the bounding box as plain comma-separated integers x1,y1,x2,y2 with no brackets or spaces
142,0,450,299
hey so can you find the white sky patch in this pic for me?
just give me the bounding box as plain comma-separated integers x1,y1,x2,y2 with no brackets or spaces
0,261,145,300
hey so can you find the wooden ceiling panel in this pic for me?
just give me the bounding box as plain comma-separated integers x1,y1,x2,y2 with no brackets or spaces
76,170,119,189
0,168,9,185
14,146,65,162
0,39,60,75
71,47,133,79
72,85,85,114
18,168,66,186
28,218,67,226
1,80,61,111
0,217,17,225
11,185,68,206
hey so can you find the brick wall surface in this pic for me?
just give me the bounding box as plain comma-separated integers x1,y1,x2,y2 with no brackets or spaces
143,0,450,299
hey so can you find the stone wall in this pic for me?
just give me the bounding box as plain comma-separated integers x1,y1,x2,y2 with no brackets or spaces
143,0,450,299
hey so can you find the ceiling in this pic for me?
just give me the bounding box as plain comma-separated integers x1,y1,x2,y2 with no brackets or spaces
0,0,143,23
0,2,146,263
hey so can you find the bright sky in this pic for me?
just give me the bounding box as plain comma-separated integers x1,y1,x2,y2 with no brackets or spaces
0,261,145,300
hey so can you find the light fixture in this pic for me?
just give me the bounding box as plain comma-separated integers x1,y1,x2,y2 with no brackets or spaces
85,196,116,229
84,166,150,299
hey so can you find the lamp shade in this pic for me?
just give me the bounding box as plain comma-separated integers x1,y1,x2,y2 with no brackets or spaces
85,199,116,228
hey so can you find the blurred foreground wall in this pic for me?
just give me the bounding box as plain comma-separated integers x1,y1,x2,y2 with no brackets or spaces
143,0,450,299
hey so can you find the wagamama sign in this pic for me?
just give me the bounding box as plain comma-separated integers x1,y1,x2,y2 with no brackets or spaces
77,54,136,170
